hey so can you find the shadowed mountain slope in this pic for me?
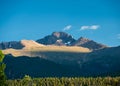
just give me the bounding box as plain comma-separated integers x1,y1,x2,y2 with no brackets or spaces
4,46,120,79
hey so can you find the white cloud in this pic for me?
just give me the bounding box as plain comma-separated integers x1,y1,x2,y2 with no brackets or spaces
63,25,72,31
90,25,100,30
80,26,89,30
80,25,100,30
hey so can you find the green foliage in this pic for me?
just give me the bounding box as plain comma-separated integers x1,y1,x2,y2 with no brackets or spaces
0,50,7,86
0,50,4,62
23,75,32,81
6,76,120,86
22,75,33,86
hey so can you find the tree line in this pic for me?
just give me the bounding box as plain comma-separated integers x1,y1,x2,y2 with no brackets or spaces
6,76,120,86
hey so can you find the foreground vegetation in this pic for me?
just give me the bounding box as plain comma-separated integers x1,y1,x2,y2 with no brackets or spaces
6,75,120,86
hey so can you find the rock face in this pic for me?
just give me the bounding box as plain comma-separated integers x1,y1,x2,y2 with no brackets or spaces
0,41,24,50
72,37,107,50
36,32,76,46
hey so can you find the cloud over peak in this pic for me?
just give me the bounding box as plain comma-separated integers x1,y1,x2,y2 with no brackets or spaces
63,25,72,31
80,25,100,30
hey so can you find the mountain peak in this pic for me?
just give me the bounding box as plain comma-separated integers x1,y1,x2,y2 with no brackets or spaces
52,32,71,38
36,32,76,45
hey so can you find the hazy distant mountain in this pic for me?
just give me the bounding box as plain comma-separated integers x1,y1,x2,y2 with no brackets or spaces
0,41,24,50
72,37,107,50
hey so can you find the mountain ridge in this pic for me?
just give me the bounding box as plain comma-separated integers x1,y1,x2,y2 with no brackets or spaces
36,32,108,50
0,32,108,50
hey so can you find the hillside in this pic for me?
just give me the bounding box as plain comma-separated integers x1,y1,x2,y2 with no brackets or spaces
2,40,91,57
4,46,120,79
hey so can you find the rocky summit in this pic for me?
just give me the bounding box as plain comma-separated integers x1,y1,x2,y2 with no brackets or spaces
36,32,76,46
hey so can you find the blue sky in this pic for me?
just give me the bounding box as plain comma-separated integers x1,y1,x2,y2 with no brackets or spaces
0,0,120,46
